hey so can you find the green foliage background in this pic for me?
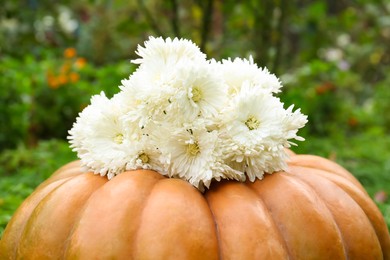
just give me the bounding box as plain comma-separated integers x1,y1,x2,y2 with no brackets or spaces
1,0,389,236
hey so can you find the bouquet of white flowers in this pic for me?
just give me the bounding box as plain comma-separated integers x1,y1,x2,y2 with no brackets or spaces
68,36,307,191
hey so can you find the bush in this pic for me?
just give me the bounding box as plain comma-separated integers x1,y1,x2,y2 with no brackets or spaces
0,50,134,150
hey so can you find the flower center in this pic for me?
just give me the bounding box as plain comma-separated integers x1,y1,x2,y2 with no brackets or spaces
245,116,260,130
114,133,124,144
138,153,149,163
191,87,202,102
187,142,200,156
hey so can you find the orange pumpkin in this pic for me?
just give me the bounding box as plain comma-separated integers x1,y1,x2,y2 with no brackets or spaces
1,153,389,259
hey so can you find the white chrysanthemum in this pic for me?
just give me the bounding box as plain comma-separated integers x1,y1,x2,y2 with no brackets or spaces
168,62,227,122
219,84,306,181
120,79,176,130
161,123,243,190
221,84,285,143
132,36,206,66
120,57,179,96
68,92,109,156
124,135,168,174
120,60,226,128
216,56,282,95
68,92,132,179
122,37,207,99
282,105,308,145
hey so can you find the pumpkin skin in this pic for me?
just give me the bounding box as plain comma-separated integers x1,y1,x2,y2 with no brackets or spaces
0,154,389,259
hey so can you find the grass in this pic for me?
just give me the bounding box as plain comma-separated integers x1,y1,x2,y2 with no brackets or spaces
0,135,389,238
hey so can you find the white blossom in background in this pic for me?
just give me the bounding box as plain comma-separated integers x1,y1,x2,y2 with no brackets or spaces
68,36,307,191
58,6,78,35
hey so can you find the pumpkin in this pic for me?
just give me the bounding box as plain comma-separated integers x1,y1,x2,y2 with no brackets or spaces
1,153,389,259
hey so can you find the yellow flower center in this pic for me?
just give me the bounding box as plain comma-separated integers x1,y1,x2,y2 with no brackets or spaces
138,153,149,163
228,87,238,95
187,142,200,156
192,87,202,102
114,133,124,144
245,116,260,130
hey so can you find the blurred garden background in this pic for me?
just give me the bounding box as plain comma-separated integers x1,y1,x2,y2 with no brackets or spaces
1,0,390,235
